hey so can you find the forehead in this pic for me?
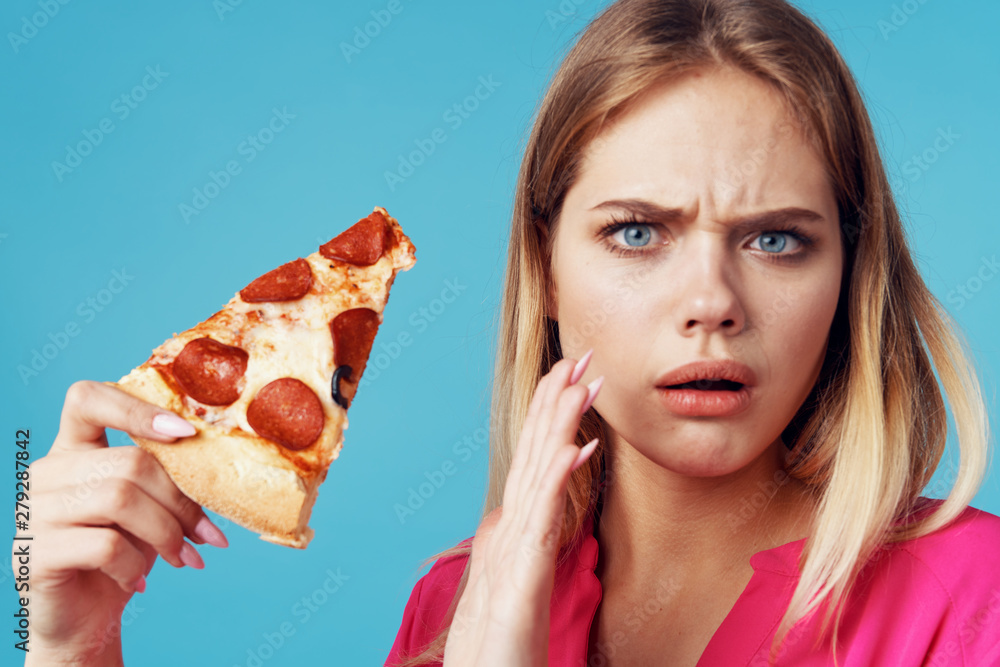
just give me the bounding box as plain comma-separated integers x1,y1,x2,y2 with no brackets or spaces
575,66,831,214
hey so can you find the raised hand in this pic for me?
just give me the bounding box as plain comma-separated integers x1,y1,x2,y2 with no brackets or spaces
443,351,602,667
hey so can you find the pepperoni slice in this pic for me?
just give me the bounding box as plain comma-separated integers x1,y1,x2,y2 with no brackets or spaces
319,211,392,267
239,258,313,303
246,378,325,451
171,337,249,406
330,308,380,407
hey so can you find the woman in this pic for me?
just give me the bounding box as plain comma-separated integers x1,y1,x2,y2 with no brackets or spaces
384,0,1000,666
24,1,999,667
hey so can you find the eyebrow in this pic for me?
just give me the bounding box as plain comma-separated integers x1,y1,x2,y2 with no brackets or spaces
589,199,826,229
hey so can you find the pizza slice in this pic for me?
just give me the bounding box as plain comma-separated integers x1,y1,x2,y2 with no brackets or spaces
111,207,416,548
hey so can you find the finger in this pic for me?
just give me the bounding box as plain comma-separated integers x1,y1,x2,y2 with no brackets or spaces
35,526,148,595
36,480,200,570
506,374,550,503
580,376,603,416
514,444,580,567
521,385,585,503
114,525,159,577
39,446,225,549
513,380,597,559
568,348,593,385
516,351,591,474
524,381,591,500
546,379,602,448
532,376,602,493
53,381,197,454
522,359,578,491
507,359,579,520
571,438,600,473
531,359,578,447
506,365,563,502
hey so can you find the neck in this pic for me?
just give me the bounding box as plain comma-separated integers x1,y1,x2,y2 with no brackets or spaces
594,433,816,592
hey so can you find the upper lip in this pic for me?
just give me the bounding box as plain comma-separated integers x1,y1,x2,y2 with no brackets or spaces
656,360,757,388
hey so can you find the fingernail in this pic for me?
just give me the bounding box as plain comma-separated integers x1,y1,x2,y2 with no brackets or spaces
581,376,604,414
569,349,594,385
193,515,229,548
133,575,146,594
179,542,205,570
152,413,197,438
571,438,599,472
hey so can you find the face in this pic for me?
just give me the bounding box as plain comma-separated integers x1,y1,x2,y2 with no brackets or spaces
547,66,844,478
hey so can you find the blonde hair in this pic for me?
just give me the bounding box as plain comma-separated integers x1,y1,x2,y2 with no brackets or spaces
390,0,991,665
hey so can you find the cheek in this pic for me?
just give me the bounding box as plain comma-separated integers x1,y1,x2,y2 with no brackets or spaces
554,257,659,359
754,274,841,400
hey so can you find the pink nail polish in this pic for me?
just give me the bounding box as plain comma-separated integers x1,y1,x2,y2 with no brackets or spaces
193,515,229,548
571,438,599,472
581,376,604,414
570,349,594,385
179,543,205,569
152,413,197,438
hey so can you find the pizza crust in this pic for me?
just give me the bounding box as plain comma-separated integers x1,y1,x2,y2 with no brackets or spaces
111,366,333,548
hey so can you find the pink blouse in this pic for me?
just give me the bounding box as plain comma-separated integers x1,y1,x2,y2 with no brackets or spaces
385,497,1000,666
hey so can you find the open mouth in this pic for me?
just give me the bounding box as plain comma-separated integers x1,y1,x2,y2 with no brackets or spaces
664,379,745,391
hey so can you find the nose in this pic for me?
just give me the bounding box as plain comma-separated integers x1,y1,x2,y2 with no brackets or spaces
671,234,746,338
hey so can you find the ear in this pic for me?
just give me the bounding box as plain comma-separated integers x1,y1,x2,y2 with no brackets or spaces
536,220,558,321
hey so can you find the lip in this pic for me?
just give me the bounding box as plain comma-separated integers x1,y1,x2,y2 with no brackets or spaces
655,359,757,389
655,359,757,418
657,385,752,417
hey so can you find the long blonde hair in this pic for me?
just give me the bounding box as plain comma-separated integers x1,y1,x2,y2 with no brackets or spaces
390,1,991,664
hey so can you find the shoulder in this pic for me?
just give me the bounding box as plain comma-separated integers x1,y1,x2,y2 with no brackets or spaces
385,537,473,666
401,535,474,621
894,498,1000,580
862,499,1000,665
413,537,474,607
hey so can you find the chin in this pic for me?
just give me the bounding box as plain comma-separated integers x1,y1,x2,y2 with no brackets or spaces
662,451,747,478
635,434,755,478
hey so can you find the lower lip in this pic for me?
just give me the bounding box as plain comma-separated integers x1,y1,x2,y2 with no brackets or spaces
657,386,752,417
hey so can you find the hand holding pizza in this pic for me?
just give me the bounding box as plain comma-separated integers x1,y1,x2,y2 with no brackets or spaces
21,381,227,665
17,207,414,665
443,353,602,667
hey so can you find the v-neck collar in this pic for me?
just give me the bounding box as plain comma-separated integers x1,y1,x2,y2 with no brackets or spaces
563,512,806,666
549,496,946,665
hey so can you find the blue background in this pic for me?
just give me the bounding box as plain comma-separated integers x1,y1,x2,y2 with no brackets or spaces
1,1,997,665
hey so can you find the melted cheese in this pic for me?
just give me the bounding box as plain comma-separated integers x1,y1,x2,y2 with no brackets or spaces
146,217,416,466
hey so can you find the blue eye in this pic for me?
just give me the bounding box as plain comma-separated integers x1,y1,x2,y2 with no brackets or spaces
757,233,787,253
599,217,817,262
618,224,651,247
598,218,661,257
